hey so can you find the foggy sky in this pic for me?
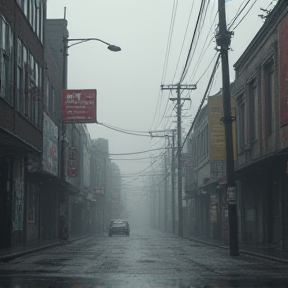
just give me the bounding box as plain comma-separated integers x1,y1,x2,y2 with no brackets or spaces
47,0,271,210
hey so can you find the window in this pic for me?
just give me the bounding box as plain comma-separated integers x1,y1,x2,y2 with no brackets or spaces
33,62,40,125
40,2,44,43
17,0,25,11
24,0,28,16
0,18,13,104
29,0,35,30
23,46,29,116
16,39,24,112
249,81,257,141
18,0,42,40
265,63,274,136
238,102,245,152
35,0,41,38
18,47,42,126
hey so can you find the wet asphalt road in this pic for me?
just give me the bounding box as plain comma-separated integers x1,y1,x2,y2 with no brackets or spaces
0,229,288,288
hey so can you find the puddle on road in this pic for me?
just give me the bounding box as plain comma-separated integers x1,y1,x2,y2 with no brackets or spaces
136,259,156,264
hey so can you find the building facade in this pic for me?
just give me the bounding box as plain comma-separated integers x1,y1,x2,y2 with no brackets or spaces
233,0,288,249
0,0,46,248
184,87,236,243
0,3,121,248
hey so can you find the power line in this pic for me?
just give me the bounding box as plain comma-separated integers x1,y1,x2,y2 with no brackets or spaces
179,0,206,83
98,122,152,137
99,122,153,134
154,90,175,131
232,0,258,31
189,11,218,82
228,0,251,29
120,153,165,176
172,0,196,84
162,0,179,84
195,52,218,84
182,0,210,83
109,147,168,156
150,0,179,132
182,53,220,149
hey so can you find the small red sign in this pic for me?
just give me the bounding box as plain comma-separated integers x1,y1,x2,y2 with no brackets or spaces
62,89,97,123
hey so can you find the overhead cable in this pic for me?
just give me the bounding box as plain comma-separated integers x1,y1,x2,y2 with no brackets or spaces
120,154,164,176
98,122,151,137
109,147,168,156
179,0,206,83
172,0,196,84
232,0,258,31
182,0,210,82
150,0,179,132
228,0,251,29
182,53,220,149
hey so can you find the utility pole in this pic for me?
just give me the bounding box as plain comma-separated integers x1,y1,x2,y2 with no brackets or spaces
171,130,176,234
161,84,196,237
216,0,239,256
164,144,168,232
149,129,176,234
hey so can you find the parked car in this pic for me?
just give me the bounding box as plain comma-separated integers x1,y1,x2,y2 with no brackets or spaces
108,219,130,237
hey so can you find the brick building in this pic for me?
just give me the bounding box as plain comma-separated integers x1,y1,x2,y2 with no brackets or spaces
0,0,46,248
234,0,288,249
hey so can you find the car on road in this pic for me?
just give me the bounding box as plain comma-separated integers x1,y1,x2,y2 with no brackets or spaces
108,219,130,237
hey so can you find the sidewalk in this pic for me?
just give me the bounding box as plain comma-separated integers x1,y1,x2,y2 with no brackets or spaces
0,234,97,262
184,235,288,264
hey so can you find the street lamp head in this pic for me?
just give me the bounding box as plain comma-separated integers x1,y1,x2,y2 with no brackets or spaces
108,45,121,52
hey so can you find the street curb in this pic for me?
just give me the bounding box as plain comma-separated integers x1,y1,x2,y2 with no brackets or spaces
0,242,65,262
0,234,98,262
184,237,288,264
238,250,288,264
184,236,220,248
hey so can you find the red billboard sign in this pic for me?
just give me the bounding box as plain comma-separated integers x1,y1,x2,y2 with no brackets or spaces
62,89,97,123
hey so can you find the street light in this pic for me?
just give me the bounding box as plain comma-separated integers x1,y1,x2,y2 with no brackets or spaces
63,37,121,89
66,38,121,52
60,36,121,238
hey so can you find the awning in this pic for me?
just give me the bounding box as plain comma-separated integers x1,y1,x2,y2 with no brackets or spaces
0,127,41,156
28,169,80,195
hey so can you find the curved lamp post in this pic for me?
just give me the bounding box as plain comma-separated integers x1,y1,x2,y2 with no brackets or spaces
63,37,121,89
60,36,120,237
67,38,121,52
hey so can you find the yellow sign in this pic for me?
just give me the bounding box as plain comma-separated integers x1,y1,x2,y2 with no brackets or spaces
208,94,236,161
